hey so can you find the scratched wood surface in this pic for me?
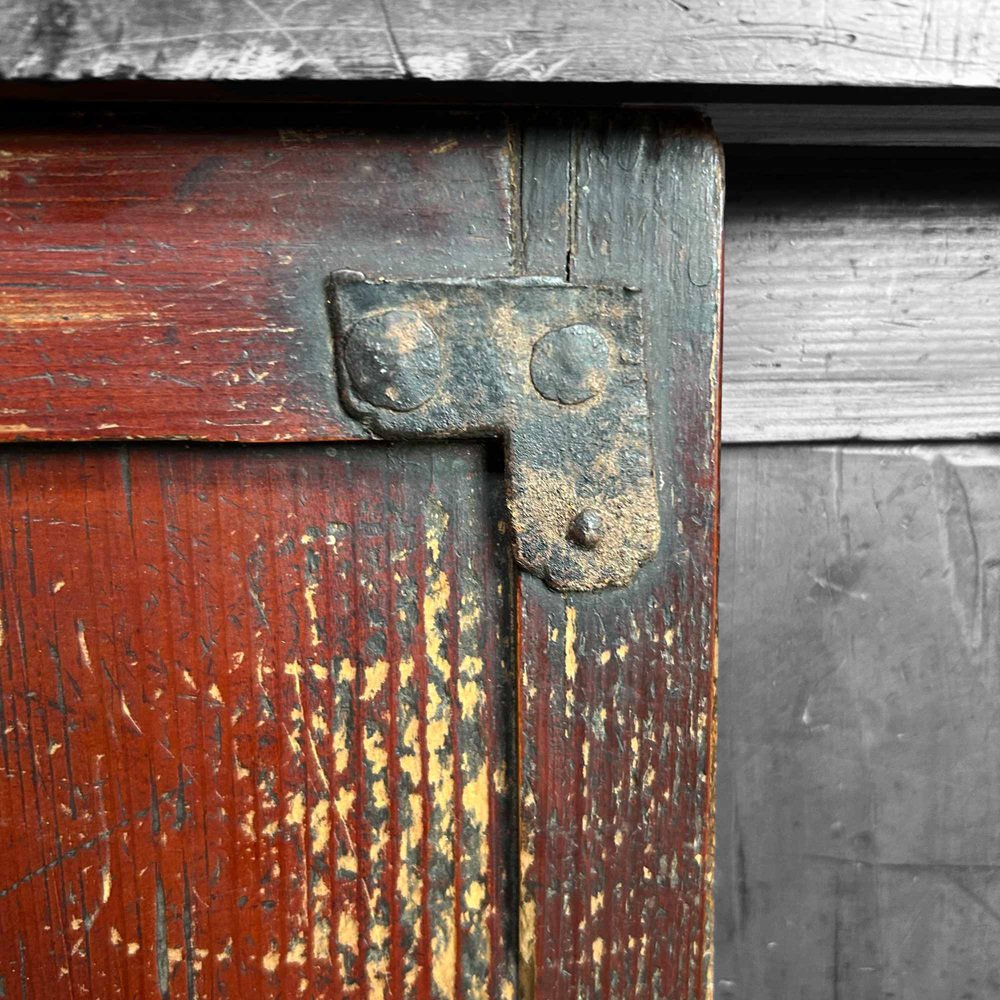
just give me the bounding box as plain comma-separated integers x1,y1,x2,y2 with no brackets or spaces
3,0,1000,88
0,111,513,443
717,141,1000,996
0,110,721,997
715,444,1000,999
518,116,722,997
722,144,1000,443
0,441,516,998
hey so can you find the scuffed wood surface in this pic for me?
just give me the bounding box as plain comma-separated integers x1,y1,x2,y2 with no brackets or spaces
0,441,516,998
0,111,721,996
723,145,1000,443
715,444,1000,998
518,116,722,997
0,113,513,443
3,0,1000,87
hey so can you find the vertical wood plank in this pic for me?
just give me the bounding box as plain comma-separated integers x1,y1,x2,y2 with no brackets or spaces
716,443,1000,999
518,115,724,997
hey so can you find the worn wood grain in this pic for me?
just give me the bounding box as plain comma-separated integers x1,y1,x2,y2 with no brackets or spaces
723,145,1000,443
3,0,1000,88
0,440,516,998
0,111,513,443
0,109,722,996
518,115,722,997
715,443,1000,999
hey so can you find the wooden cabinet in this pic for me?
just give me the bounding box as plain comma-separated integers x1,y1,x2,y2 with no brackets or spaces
0,109,722,998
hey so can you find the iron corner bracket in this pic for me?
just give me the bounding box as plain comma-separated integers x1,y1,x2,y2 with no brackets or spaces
326,270,661,592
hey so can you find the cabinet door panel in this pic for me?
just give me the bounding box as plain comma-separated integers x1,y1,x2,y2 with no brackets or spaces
0,109,722,999
0,442,515,998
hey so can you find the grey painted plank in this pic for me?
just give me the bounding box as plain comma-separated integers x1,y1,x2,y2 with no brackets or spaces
5,0,1000,87
723,146,1000,443
716,443,1000,999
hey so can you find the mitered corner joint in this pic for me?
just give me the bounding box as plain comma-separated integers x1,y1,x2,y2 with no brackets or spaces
326,270,661,592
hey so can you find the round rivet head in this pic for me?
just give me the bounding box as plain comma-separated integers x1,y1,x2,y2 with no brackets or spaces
530,324,610,405
343,309,441,412
567,509,604,550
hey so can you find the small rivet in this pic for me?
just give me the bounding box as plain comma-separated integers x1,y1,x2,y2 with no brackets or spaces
343,309,442,412
567,509,604,550
530,324,610,405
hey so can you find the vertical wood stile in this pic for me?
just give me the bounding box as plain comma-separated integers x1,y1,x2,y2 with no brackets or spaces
517,114,724,999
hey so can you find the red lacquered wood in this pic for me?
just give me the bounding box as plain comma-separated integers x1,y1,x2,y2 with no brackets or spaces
0,442,515,998
0,113,513,444
0,110,720,999
517,116,723,997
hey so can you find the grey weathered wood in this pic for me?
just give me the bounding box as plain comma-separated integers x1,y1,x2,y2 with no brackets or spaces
723,146,1000,443
5,0,1000,88
709,104,1000,147
716,443,1000,999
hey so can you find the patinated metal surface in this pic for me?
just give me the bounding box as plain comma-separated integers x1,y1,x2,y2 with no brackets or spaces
328,272,661,592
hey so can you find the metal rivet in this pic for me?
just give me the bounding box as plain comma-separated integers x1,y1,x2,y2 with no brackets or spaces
567,509,604,550
530,324,610,405
343,309,442,412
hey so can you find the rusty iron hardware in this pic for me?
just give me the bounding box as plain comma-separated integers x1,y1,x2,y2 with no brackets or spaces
327,271,661,591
